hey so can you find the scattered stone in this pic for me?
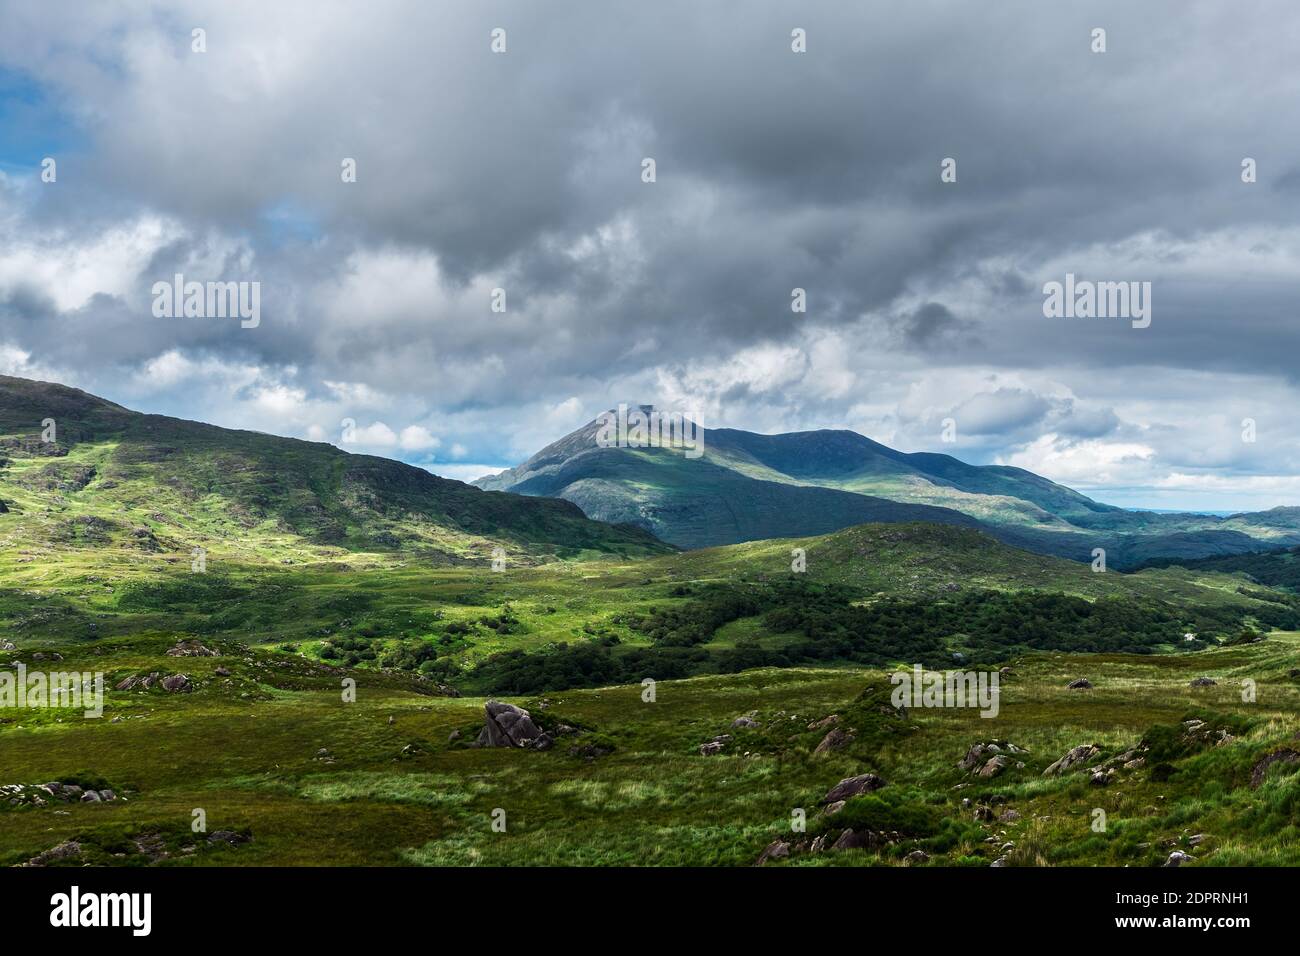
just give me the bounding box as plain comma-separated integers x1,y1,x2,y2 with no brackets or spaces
990,856,1008,867
20,840,82,867
1044,744,1101,776
821,773,886,804
699,735,732,756
1187,833,1207,846
214,666,231,677
161,674,191,693
904,849,930,865
999,809,1021,822
755,839,790,865
831,828,882,851
1189,677,1217,688
813,728,855,755
1165,850,1193,867
807,714,840,731
731,715,759,729
447,729,462,744
208,830,251,846
166,639,218,658
978,756,1010,778
1089,770,1112,787
1067,678,1093,690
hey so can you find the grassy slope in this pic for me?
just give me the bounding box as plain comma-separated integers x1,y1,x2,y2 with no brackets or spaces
3,631,1298,866
0,375,670,570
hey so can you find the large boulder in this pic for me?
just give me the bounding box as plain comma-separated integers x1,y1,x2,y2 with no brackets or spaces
821,773,885,804
476,700,552,750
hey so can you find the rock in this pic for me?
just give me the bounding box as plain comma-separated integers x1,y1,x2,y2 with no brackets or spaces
904,849,930,865
21,840,83,867
208,830,251,846
998,809,1021,822
1189,677,1217,687
166,639,218,657
959,743,988,771
1249,748,1300,788
831,828,882,851
1165,850,1192,867
977,756,1009,778
98,789,115,802
807,714,840,731
1067,678,1093,689
214,666,231,677
114,676,138,691
0,639,14,651
699,735,732,756
731,715,760,729
1187,833,1207,846
447,729,462,743
973,805,995,822
809,834,828,853
387,716,396,726
1043,744,1101,776
813,728,855,755
821,773,886,804
824,800,846,816
81,790,102,803
1089,770,1112,787
161,674,191,692
476,700,549,749
990,856,1008,867
755,839,790,865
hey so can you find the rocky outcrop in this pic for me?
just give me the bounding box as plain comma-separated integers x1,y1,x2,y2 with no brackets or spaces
167,639,218,657
699,734,732,756
1043,744,1100,776
821,773,885,804
813,728,854,754
1249,748,1300,788
475,700,553,750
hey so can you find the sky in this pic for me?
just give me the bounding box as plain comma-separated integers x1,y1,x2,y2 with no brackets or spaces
1,1,1299,511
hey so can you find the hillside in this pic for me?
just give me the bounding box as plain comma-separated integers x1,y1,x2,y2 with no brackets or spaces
477,410,1300,566
0,376,670,569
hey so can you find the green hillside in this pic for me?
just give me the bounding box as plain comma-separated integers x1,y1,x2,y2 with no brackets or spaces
0,376,669,571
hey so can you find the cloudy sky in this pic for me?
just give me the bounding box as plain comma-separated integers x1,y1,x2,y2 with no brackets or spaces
2,0,1299,511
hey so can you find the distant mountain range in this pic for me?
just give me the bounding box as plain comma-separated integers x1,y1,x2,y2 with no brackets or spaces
475,406,1300,568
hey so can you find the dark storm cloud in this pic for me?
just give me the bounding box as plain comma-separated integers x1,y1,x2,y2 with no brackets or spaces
1,0,1299,505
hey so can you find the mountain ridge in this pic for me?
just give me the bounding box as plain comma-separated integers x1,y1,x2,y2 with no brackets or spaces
475,408,1300,565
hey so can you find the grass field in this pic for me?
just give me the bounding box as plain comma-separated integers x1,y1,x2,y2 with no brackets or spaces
3,615,1298,867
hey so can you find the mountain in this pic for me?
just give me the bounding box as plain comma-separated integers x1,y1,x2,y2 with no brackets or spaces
0,376,669,567
475,408,1300,566
474,410,998,549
